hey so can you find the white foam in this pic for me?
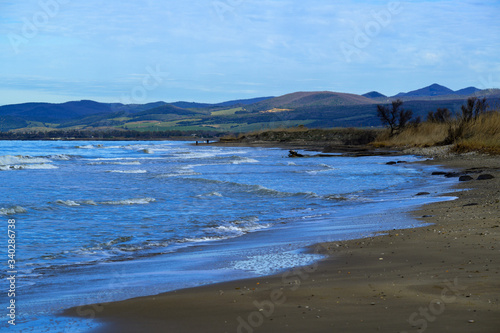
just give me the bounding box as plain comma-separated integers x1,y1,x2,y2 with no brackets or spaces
75,145,96,149
56,200,81,207
0,155,57,170
0,155,52,165
88,161,141,166
231,157,259,164
101,198,156,205
0,206,27,215
182,236,229,243
232,252,324,275
107,170,147,174
196,191,223,198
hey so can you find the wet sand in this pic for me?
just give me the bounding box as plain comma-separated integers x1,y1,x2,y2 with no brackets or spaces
64,153,500,333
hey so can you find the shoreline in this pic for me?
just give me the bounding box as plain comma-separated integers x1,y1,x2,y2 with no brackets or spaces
63,148,500,333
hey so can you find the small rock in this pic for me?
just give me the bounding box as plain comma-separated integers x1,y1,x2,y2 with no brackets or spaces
416,192,430,196
445,172,463,178
477,174,494,180
396,161,407,164
386,161,397,165
459,175,474,182
432,171,447,176
468,320,475,323
422,215,433,218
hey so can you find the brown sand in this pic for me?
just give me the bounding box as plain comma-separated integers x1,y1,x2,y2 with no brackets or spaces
65,154,500,333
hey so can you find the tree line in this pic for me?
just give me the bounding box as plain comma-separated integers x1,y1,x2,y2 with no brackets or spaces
0,129,223,140
376,97,489,136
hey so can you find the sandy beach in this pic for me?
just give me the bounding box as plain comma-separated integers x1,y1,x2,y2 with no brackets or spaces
64,151,500,333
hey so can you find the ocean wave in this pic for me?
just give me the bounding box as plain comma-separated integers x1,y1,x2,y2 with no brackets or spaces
230,157,259,164
0,205,27,215
101,198,156,205
208,216,270,236
0,155,57,171
323,194,350,201
0,155,52,165
186,178,319,198
85,157,162,161
107,170,148,174
54,198,156,207
306,164,337,175
180,236,230,243
48,154,77,160
56,200,81,207
195,191,223,198
88,161,141,166
75,144,99,149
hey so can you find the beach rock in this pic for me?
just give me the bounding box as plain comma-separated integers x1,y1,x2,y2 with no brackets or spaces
416,192,431,196
459,175,474,182
444,172,463,178
288,150,304,158
386,161,397,165
432,171,447,176
477,174,494,180
396,161,407,164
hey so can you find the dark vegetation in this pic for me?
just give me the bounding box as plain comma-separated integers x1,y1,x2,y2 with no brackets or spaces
374,97,500,154
0,129,221,140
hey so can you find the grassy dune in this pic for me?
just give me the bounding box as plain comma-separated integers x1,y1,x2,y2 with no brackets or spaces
373,110,500,154
221,127,381,146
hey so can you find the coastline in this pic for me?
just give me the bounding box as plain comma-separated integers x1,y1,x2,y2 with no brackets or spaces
63,149,500,333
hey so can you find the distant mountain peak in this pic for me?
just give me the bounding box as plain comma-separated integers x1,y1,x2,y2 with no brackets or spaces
362,91,386,99
393,84,480,98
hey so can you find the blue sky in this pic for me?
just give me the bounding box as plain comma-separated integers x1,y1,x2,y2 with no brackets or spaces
1,0,499,105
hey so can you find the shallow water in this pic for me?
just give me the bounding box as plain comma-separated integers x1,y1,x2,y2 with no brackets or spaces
0,141,456,332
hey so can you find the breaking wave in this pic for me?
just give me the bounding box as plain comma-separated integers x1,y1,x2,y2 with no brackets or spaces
0,205,27,215
88,161,141,166
107,170,148,174
101,198,156,205
54,198,156,207
56,200,81,207
0,155,58,170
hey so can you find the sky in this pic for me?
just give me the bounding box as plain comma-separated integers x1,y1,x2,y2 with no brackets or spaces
1,0,499,105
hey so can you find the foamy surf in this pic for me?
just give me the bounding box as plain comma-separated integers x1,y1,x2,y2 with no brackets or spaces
107,170,148,174
232,251,325,275
101,198,156,205
0,205,27,215
0,155,57,170
54,198,156,207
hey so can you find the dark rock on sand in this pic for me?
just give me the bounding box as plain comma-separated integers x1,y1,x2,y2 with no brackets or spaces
396,161,407,164
432,171,447,176
386,161,397,165
416,192,431,196
445,172,463,178
477,174,495,180
459,175,474,182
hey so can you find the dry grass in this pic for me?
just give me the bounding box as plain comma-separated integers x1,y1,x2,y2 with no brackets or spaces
372,111,500,154
373,122,449,148
452,111,500,154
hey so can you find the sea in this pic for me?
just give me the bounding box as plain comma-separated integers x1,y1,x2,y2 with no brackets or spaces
0,140,457,332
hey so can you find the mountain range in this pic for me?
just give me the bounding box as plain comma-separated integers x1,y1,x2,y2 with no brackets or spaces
1,84,498,132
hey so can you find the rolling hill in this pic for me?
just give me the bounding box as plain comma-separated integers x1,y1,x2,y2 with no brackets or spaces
1,85,498,133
